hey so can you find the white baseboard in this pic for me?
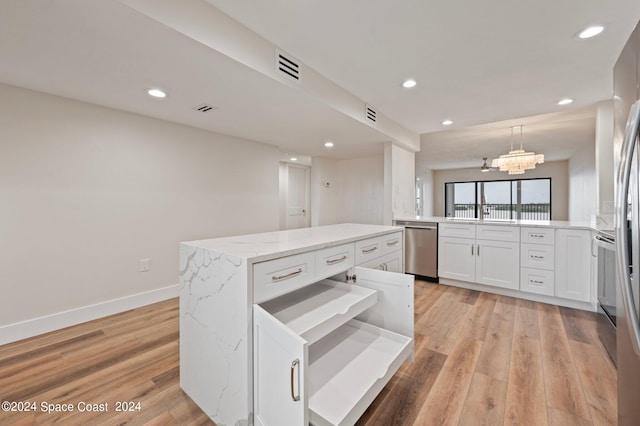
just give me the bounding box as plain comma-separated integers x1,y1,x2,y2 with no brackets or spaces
0,284,180,346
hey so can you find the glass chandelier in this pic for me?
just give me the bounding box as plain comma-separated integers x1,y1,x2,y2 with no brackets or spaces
491,125,544,175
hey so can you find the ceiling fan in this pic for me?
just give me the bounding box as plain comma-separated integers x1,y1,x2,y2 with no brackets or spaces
480,157,497,172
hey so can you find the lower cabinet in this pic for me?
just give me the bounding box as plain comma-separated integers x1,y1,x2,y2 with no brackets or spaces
555,229,592,302
358,251,402,272
253,267,414,426
439,236,519,290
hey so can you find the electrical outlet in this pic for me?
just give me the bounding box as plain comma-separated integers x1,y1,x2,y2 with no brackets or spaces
139,258,151,272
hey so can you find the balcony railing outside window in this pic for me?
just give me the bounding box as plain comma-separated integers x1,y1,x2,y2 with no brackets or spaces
452,203,551,220
445,178,551,221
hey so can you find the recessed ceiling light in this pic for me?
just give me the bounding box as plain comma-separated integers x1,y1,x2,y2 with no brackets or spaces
147,88,167,98
578,25,604,39
557,98,574,105
442,119,453,126
324,141,334,148
402,79,417,88
290,157,298,162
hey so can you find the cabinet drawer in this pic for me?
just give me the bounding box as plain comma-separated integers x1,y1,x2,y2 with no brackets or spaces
439,223,476,238
521,227,555,245
316,243,355,281
476,225,519,242
521,243,554,270
520,268,554,296
381,232,403,255
355,237,383,264
253,252,316,303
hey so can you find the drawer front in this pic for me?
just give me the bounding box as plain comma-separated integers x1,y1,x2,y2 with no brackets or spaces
253,252,316,303
521,227,555,245
521,243,554,270
355,236,383,265
439,223,476,239
381,232,403,256
520,267,554,296
476,225,519,242
316,243,355,280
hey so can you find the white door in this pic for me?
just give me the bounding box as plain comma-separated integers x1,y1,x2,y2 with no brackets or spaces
438,236,476,281
285,164,310,230
475,239,520,290
254,306,308,426
555,229,592,302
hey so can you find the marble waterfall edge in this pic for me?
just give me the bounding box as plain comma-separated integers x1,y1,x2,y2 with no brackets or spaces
179,243,251,426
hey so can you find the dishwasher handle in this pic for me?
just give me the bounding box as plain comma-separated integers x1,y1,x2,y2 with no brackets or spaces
397,221,438,230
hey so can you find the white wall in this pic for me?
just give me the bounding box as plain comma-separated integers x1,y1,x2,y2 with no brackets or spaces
569,140,597,222
311,154,384,225
384,143,416,223
339,155,384,224
432,161,570,220
596,100,615,220
0,83,280,328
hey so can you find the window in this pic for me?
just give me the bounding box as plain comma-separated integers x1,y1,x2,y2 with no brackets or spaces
444,178,551,220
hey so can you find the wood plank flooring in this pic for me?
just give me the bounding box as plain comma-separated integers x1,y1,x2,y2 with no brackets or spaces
0,280,616,425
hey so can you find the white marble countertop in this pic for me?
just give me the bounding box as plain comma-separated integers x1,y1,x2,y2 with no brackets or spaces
181,223,402,263
393,215,596,231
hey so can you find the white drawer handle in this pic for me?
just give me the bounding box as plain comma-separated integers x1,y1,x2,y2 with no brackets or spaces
386,239,399,246
530,255,545,260
362,246,378,254
530,279,544,284
326,255,347,265
272,268,303,282
290,359,300,402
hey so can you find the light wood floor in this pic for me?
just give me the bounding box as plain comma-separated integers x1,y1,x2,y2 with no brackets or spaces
0,280,616,425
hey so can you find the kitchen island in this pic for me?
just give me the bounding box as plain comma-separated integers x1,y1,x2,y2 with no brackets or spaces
394,216,600,312
179,223,414,425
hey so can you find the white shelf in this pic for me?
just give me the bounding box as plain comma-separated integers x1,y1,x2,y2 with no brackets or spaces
308,319,413,426
260,279,378,345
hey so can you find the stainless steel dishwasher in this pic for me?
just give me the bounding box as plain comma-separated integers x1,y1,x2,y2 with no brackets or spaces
394,220,438,281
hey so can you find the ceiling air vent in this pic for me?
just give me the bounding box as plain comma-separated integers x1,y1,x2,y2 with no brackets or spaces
276,49,300,82
192,103,218,113
365,104,377,124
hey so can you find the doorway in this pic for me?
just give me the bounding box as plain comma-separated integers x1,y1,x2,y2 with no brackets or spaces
279,162,311,230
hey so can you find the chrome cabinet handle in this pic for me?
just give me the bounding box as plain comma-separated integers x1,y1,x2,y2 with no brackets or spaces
386,239,399,246
477,245,480,256
362,246,378,254
530,279,544,284
530,255,544,260
272,268,303,282
326,255,347,265
471,244,474,255
290,359,300,401
530,234,544,238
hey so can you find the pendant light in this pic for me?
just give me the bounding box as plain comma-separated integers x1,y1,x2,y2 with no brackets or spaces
491,126,544,175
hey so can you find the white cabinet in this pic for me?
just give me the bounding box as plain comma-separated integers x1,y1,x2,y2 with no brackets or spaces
253,267,413,426
438,224,519,290
438,236,475,281
555,229,592,302
519,227,555,297
475,239,520,289
356,231,403,273
179,224,409,426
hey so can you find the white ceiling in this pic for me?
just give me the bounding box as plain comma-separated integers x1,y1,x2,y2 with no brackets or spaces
1,0,640,167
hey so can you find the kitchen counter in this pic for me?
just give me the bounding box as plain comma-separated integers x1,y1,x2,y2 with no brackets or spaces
182,223,402,264
394,215,594,231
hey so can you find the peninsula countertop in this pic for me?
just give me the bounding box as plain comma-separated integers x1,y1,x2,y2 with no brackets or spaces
180,223,403,263
393,215,599,231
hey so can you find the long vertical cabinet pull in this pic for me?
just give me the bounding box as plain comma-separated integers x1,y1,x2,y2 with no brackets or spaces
477,245,480,256
615,99,640,358
290,359,300,401
471,244,474,256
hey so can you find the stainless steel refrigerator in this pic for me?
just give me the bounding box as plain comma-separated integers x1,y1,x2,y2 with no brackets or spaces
614,20,640,426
